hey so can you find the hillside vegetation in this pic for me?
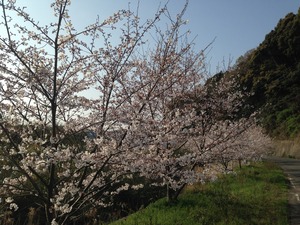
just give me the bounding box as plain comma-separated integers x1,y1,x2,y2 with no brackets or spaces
232,8,300,138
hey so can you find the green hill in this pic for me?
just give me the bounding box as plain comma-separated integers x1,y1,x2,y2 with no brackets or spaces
232,8,300,138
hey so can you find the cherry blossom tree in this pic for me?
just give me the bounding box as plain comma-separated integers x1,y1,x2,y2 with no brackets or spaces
155,72,273,200
0,0,271,224
0,0,206,224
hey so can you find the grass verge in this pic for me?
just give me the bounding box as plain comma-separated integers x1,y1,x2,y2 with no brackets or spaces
109,162,288,225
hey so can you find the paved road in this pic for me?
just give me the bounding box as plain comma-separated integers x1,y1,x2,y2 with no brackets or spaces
265,157,300,225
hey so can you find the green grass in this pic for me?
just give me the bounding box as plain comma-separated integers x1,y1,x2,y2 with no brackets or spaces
109,162,288,225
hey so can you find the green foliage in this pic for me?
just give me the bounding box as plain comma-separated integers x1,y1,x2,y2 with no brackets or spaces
110,162,288,225
233,8,300,138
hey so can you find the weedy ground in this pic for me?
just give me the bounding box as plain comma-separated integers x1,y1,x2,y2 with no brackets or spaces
109,162,288,225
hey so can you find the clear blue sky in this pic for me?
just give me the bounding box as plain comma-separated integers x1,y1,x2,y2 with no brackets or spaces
13,1,300,74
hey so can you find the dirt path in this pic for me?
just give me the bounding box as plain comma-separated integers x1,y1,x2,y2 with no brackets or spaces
265,156,300,225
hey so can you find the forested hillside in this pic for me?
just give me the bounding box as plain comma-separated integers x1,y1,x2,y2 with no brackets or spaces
231,8,300,138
